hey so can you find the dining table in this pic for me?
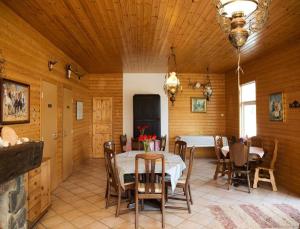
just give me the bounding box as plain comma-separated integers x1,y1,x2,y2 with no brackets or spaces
221,145,265,158
116,151,186,192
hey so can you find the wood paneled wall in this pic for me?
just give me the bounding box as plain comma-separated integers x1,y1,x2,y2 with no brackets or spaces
225,43,300,195
0,3,91,184
169,73,226,157
85,74,123,153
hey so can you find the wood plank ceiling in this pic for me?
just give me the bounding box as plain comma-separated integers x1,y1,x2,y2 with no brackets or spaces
3,0,300,73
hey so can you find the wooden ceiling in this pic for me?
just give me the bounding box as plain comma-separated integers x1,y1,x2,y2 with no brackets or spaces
3,0,300,73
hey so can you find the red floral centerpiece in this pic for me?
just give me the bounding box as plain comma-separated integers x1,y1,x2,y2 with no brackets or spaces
137,125,149,136
138,134,157,152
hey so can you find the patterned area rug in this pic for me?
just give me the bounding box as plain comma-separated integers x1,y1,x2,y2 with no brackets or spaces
208,204,300,229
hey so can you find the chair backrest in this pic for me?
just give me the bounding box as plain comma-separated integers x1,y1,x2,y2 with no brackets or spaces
104,141,115,152
214,136,223,160
250,136,263,148
135,153,165,194
270,139,278,169
228,136,237,145
185,147,196,183
120,134,127,152
230,142,249,167
174,140,187,161
104,147,120,191
160,135,167,151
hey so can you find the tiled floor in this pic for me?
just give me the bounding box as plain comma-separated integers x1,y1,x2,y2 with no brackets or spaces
35,159,300,229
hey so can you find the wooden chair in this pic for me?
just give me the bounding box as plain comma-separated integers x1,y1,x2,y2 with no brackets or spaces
253,139,278,191
120,134,127,153
174,140,187,162
250,136,263,148
230,142,251,193
135,153,165,229
213,136,231,182
166,147,195,213
104,147,134,216
160,135,167,151
104,141,115,152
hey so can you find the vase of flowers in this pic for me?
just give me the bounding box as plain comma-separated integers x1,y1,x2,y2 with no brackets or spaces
138,134,157,152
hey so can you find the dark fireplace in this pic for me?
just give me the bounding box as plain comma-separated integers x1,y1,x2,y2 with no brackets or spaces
0,142,44,229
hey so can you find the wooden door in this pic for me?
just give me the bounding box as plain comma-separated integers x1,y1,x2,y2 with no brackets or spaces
40,159,51,212
41,81,58,191
93,97,112,158
63,88,73,180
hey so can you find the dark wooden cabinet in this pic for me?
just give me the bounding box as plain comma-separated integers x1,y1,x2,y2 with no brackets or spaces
133,94,161,138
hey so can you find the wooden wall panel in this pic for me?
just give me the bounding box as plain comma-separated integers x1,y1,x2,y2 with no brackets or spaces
0,3,91,185
225,43,300,195
85,74,123,153
169,73,226,157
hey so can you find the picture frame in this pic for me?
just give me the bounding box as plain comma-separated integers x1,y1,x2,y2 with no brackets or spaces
269,92,284,121
0,78,30,124
76,101,83,120
191,97,207,113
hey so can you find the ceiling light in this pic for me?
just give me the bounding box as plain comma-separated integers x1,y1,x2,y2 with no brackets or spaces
164,47,182,106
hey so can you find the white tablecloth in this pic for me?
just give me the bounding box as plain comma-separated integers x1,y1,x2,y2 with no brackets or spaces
178,135,228,148
116,151,186,192
221,146,264,158
178,136,215,147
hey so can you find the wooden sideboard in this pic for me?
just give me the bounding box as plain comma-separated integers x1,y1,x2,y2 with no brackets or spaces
25,157,51,227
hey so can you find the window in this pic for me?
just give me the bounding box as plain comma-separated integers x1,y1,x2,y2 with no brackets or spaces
240,82,256,137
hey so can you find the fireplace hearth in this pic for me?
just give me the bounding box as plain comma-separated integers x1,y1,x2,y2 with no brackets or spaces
0,141,44,229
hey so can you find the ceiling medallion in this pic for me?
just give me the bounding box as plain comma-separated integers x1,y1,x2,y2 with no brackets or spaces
164,47,182,106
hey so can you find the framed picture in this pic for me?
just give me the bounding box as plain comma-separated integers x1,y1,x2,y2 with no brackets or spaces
269,92,284,121
0,78,30,124
76,101,83,120
191,97,207,113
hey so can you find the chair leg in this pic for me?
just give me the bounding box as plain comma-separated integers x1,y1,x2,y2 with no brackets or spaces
165,186,168,203
247,173,251,193
214,162,220,180
116,187,121,217
188,184,193,205
135,195,139,229
185,185,191,214
227,170,232,190
253,168,259,189
106,182,111,208
105,179,108,198
162,194,165,228
269,170,278,192
141,199,144,211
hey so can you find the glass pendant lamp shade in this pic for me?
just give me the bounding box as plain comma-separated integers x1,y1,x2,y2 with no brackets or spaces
218,0,258,17
166,72,180,89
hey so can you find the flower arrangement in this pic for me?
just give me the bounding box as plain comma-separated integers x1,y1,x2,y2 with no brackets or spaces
137,125,149,136
138,134,157,152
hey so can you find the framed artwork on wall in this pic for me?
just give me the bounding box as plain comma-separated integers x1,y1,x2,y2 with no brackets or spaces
269,92,284,121
0,78,30,124
76,101,83,120
191,97,207,113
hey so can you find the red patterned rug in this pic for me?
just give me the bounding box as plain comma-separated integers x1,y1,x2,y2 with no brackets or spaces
208,204,300,228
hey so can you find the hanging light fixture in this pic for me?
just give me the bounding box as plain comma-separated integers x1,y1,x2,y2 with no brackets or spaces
164,47,182,105
188,67,213,101
203,68,213,101
213,0,271,88
213,0,271,49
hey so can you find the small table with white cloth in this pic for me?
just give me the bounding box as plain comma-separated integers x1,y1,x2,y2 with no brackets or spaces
116,151,186,192
221,146,265,158
177,136,228,148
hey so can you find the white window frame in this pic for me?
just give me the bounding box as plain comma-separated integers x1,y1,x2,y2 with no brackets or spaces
239,81,256,138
